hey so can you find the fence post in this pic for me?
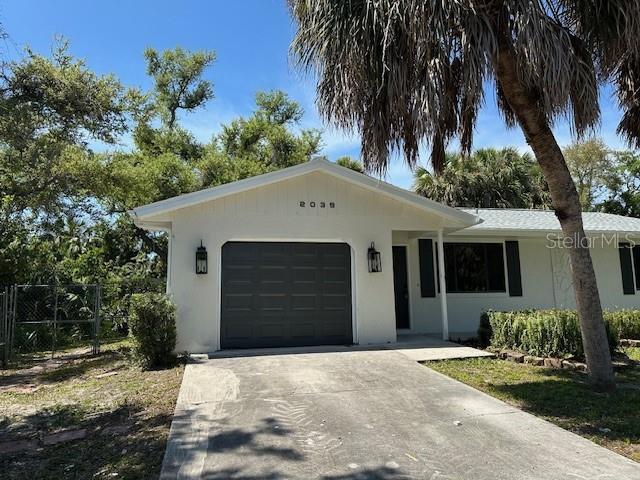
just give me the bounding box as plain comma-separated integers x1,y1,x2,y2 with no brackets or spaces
1,287,6,368
51,285,58,359
9,285,17,362
93,284,102,355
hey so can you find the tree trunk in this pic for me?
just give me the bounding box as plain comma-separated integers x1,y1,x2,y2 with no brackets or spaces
494,38,616,391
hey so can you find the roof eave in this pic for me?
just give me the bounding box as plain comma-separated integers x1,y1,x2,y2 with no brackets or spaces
131,158,480,228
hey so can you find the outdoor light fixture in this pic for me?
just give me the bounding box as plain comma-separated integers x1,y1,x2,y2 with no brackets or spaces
367,242,382,273
196,240,208,274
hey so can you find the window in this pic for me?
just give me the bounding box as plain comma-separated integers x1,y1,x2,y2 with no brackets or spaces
443,243,506,293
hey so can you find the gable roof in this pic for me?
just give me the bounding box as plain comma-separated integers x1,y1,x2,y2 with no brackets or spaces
457,208,640,235
131,157,481,227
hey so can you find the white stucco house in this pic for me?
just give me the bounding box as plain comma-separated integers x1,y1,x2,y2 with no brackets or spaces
132,157,640,353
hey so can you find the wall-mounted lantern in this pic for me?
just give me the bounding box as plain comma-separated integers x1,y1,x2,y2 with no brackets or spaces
368,242,382,273
196,240,208,274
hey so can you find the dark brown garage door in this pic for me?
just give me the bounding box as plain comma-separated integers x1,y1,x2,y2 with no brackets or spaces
220,242,353,349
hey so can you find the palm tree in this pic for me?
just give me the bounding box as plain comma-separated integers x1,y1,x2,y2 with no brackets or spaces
414,148,550,208
289,1,640,390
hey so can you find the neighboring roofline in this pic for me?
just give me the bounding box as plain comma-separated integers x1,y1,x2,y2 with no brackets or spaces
456,208,640,236
131,157,481,227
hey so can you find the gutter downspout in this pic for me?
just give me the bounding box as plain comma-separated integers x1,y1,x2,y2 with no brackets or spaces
437,229,449,341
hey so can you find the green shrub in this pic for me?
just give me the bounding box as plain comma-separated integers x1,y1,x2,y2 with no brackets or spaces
605,310,640,340
128,293,176,368
481,309,619,359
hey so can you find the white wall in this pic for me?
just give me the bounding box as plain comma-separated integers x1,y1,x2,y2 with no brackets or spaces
165,171,447,352
405,235,640,338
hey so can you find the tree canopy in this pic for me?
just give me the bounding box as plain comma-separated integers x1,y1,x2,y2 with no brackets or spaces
563,139,612,211
0,39,132,219
598,150,640,217
414,148,550,209
0,41,326,289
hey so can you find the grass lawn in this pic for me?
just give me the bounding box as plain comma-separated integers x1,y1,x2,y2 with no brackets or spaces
0,339,184,479
426,347,640,463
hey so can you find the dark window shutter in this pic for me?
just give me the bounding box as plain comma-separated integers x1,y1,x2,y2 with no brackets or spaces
505,241,523,296
418,239,436,297
633,246,640,290
619,243,635,294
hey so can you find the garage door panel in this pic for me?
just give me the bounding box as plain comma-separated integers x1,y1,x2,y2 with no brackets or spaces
224,294,254,311
223,244,258,264
221,242,352,349
322,322,351,337
259,244,289,263
322,283,350,295
290,322,316,338
322,255,350,267
224,321,253,340
224,264,254,282
256,323,287,339
322,294,350,311
259,264,287,277
290,294,317,310
291,243,320,256
323,266,349,282
292,266,317,283
257,294,287,311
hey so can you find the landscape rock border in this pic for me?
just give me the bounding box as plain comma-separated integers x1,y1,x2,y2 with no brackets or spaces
491,346,637,373
493,349,588,372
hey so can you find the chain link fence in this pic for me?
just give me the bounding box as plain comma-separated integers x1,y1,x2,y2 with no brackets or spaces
1,279,166,366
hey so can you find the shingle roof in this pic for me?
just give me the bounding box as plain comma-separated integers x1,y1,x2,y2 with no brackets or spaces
458,208,640,234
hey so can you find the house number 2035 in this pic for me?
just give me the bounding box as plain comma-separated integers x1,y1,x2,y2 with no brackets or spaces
299,201,335,208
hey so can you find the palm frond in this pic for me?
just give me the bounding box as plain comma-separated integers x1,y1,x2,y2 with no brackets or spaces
289,0,640,173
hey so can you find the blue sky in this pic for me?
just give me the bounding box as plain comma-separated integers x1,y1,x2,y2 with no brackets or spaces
1,0,630,189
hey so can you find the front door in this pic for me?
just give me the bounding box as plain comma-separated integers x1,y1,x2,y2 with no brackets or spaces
392,246,410,329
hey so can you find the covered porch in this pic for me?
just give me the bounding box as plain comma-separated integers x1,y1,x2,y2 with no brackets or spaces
391,228,457,341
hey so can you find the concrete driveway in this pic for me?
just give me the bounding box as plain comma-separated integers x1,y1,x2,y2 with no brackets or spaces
161,350,640,479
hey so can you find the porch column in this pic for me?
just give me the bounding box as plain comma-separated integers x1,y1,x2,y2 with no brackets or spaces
437,229,449,340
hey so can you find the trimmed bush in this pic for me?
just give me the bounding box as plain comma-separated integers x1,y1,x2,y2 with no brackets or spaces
128,293,177,368
606,310,640,340
481,309,619,359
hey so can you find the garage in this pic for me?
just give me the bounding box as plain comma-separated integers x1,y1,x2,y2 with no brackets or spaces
220,241,353,349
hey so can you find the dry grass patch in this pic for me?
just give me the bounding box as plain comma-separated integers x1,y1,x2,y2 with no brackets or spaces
0,339,184,479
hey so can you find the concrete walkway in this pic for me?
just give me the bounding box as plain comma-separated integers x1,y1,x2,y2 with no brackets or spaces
161,350,639,479
207,335,494,362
